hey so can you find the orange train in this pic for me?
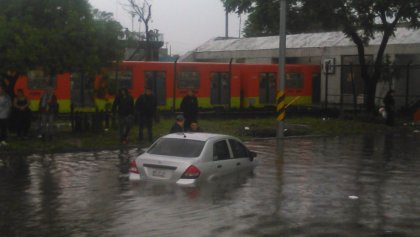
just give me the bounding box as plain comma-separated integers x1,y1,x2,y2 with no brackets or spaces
14,61,321,112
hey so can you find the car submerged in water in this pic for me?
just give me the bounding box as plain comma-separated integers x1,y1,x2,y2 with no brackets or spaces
129,133,257,186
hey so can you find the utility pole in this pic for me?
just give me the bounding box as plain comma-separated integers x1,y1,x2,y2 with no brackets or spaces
238,14,242,38
276,0,287,139
225,10,229,37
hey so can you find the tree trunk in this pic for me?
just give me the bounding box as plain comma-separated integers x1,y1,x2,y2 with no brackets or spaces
144,23,150,61
347,30,376,113
364,27,393,114
364,78,377,113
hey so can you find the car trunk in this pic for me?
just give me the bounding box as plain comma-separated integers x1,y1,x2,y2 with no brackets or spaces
138,155,195,181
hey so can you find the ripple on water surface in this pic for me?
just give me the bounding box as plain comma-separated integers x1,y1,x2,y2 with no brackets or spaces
0,135,419,237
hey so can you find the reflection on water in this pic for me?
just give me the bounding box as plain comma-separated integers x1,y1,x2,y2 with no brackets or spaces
1,134,419,237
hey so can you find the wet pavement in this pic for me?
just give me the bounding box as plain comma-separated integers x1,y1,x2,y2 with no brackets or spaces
0,134,419,237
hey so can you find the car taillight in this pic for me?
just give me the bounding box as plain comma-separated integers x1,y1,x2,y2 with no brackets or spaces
181,165,201,179
130,160,139,174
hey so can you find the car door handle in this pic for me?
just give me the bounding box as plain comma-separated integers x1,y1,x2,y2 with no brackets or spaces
236,162,241,166
217,165,222,168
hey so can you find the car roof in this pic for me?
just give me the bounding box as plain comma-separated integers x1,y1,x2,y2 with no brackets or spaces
162,132,234,142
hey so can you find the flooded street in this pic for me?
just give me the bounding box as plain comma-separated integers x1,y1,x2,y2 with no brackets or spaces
1,134,419,237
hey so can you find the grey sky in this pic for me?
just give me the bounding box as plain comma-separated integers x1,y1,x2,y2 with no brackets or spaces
89,0,246,55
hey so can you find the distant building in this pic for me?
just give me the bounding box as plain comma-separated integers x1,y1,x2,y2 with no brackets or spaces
124,29,164,61
181,28,420,111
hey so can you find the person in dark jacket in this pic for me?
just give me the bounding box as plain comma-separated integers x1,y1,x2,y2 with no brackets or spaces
383,89,395,126
180,89,198,130
169,115,185,133
0,86,11,146
135,88,157,142
13,89,31,138
112,88,134,144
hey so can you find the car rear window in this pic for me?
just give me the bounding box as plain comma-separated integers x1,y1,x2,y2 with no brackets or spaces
147,138,205,158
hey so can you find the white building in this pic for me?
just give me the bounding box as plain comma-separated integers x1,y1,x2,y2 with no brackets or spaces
181,28,420,110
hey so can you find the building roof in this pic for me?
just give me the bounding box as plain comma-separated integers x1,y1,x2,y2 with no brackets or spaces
192,28,420,53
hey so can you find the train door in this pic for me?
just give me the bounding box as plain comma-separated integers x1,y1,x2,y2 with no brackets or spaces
71,73,95,108
145,71,166,105
312,73,321,103
97,68,133,97
259,72,276,104
210,72,230,105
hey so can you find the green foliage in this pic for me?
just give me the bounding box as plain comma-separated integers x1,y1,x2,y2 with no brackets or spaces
222,0,420,37
222,0,340,36
0,0,124,80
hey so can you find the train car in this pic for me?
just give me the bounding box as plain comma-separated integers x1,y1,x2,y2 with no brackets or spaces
12,61,321,113
94,61,175,111
14,69,72,113
234,63,321,108
93,61,320,110
94,61,236,110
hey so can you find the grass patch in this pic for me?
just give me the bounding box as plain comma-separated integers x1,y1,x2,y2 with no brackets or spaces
1,115,415,154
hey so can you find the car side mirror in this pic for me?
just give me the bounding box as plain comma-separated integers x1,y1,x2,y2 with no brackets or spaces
249,151,257,161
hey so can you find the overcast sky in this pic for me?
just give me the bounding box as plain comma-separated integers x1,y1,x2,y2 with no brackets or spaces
88,0,246,55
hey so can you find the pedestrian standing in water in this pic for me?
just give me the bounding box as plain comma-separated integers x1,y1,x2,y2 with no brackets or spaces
383,89,395,126
180,89,198,130
112,88,134,144
169,115,185,133
38,87,58,140
13,89,31,138
0,86,12,146
135,88,157,142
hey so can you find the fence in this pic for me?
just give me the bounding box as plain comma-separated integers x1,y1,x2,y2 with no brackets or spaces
323,63,420,113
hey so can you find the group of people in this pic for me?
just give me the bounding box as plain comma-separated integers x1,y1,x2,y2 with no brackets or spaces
112,88,201,144
0,83,398,147
0,86,58,146
0,87,33,146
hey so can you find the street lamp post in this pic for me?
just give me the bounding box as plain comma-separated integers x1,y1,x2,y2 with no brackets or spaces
276,0,287,139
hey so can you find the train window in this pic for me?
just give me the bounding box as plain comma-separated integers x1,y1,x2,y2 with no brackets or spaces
145,71,166,105
101,69,133,95
285,72,304,89
27,69,56,89
178,71,200,89
259,73,276,104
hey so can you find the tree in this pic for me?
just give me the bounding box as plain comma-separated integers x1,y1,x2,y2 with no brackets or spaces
125,0,154,61
223,0,420,113
222,0,339,36
301,0,420,113
0,0,124,96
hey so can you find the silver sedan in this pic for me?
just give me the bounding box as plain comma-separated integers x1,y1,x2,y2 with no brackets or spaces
129,133,257,186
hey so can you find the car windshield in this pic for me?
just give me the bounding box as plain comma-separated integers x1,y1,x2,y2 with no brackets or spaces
147,138,205,158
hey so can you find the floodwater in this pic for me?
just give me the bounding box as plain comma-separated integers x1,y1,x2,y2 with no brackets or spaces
1,134,419,237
